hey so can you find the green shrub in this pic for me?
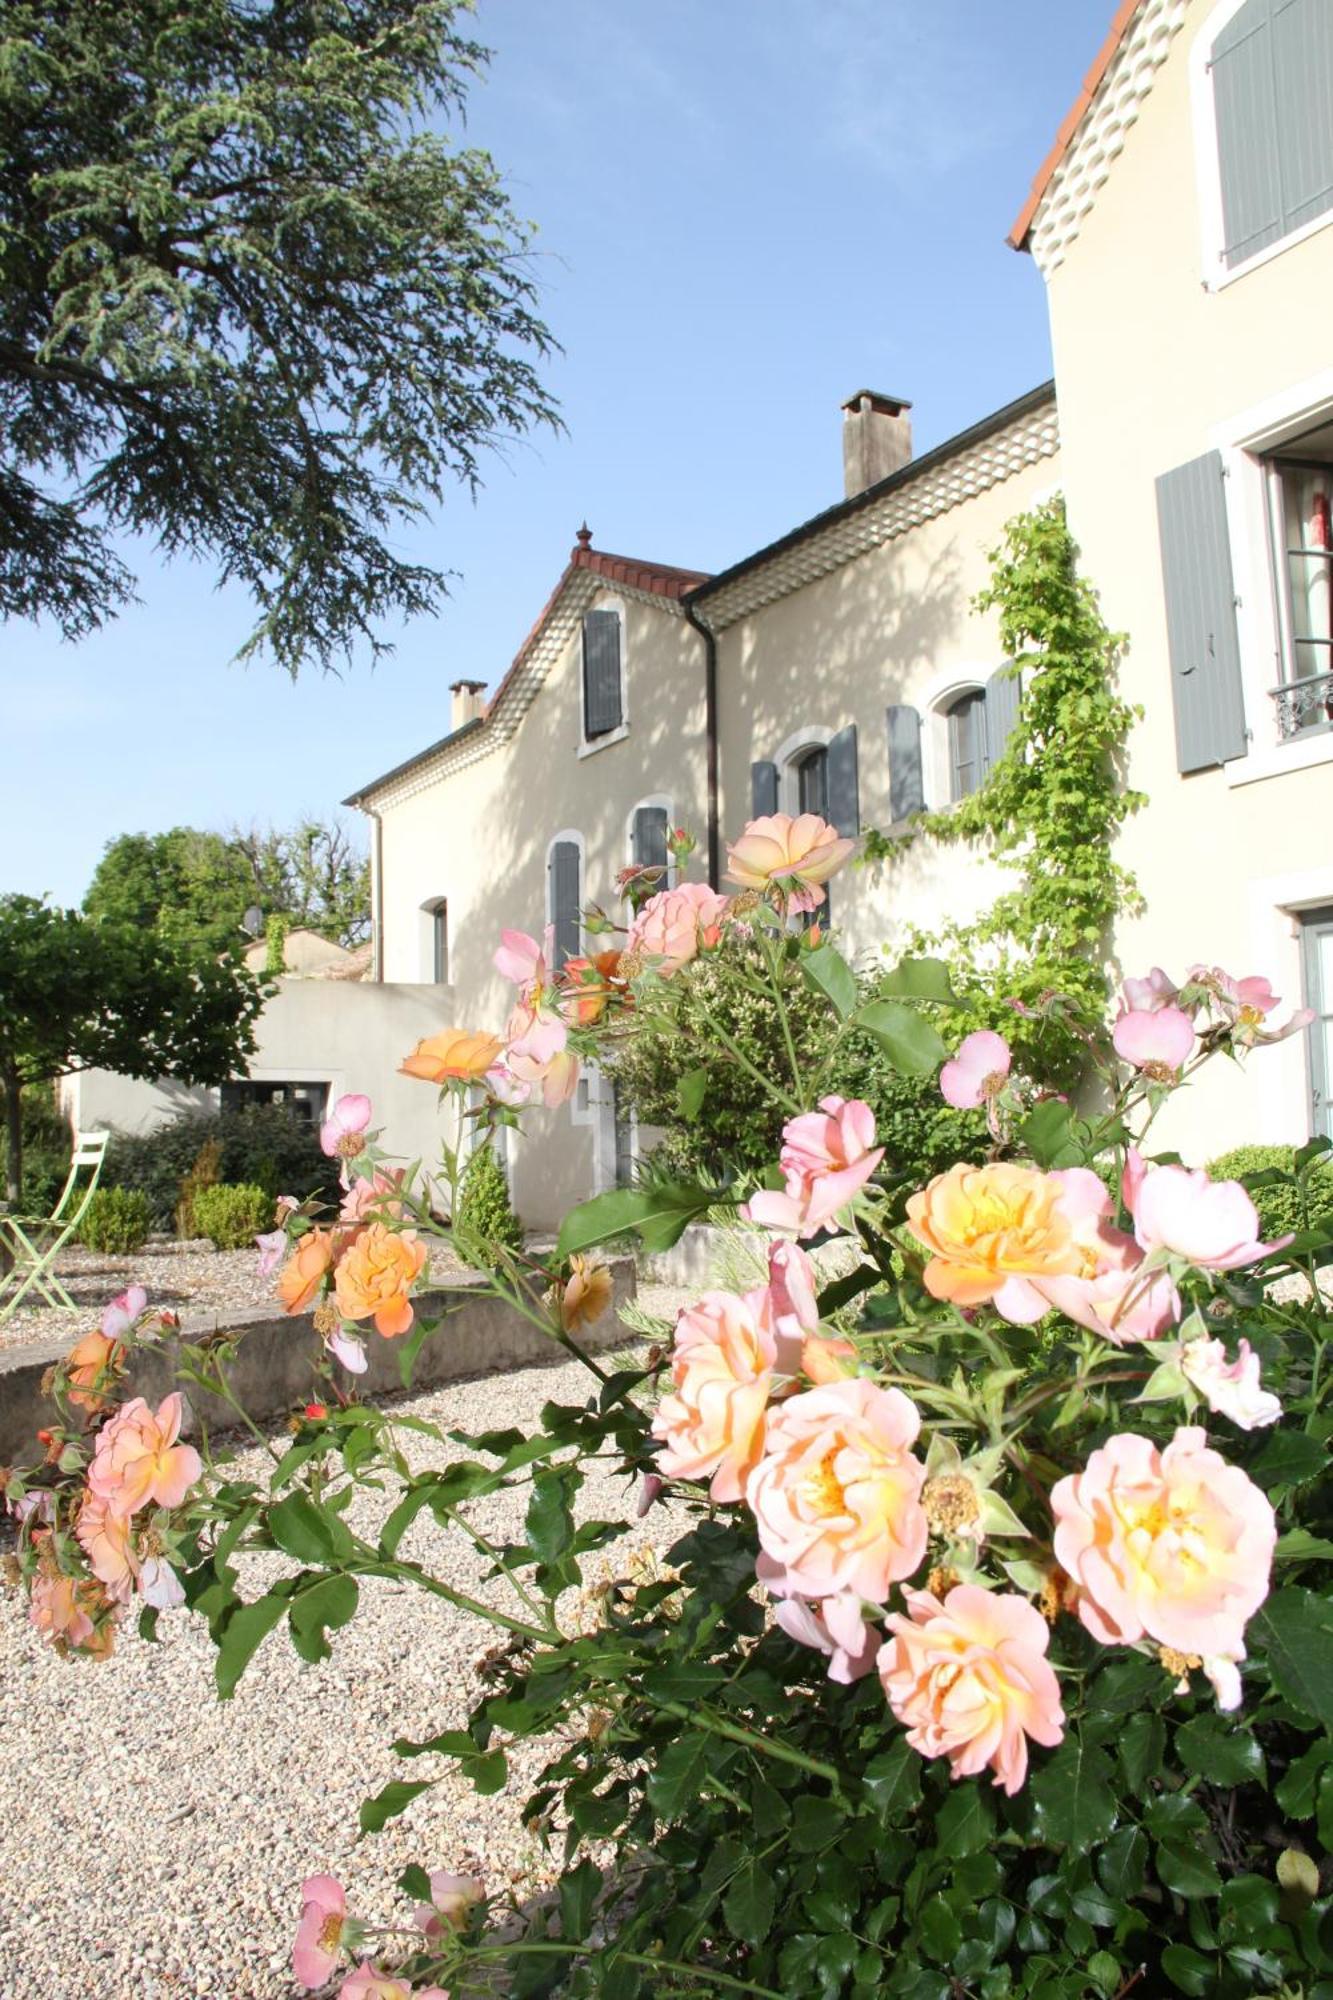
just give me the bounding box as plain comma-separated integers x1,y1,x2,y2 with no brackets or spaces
78,1187,153,1255
454,1143,523,1255
1207,1141,1333,1240
175,1136,223,1238
105,1105,339,1230
0,1082,72,1213
192,1182,274,1251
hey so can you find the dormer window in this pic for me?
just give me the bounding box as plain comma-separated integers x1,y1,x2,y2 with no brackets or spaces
581,607,624,742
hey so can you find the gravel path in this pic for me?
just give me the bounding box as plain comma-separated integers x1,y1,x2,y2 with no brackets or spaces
0,1329,690,2000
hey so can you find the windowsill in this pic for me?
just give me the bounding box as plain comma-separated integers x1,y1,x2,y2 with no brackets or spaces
1205,207,1333,292
1228,730,1333,788
578,723,629,759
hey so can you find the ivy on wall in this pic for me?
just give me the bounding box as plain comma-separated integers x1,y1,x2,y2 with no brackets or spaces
866,496,1145,1083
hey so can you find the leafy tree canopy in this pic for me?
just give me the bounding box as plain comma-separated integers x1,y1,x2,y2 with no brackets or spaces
0,894,266,1200
84,817,370,953
0,0,558,671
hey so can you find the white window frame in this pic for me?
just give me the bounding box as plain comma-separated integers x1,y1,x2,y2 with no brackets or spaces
577,596,630,759
1246,860,1333,1143
1191,0,1333,292
545,828,586,963
917,666,1006,811
773,724,833,816
625,794,677,886
418,897,449,984
1208,366,1333,787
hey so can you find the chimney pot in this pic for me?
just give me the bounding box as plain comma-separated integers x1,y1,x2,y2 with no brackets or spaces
841,390,913,498
449,678,487,731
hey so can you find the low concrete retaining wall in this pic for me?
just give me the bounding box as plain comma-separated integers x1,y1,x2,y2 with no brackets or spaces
0,1262,636,1469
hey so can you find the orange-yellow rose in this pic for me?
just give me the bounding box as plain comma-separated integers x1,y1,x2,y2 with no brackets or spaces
559,951,626,1025
560,1255,614,1332
334,1223,428,1338
65,1330,124,1413
400,1028,503,1084
725,813,855,913
905,1162,1085,1317
277,1229,336,1315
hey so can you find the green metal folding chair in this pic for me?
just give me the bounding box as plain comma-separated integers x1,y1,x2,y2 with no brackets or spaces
0,1129,110,1324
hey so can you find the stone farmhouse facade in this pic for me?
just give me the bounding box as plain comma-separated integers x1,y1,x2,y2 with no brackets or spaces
71,0,1333,1227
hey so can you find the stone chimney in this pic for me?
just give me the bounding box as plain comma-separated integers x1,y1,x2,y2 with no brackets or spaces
449,679,487,731
841,390,913,498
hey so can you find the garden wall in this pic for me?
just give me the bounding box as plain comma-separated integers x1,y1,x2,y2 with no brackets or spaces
0,1261,636,1468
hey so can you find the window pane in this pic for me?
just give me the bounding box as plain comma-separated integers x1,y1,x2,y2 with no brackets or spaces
1283,468,1333,667
432,904,448,983
947,690,986,800
797,748,828,818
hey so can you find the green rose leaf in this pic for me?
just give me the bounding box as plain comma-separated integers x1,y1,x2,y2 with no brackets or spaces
803,943,858,1019
1030,1737,1117,1850
1252,1588,1333,1727
862,1739,923,1821
1175,1714,1266,1787
214,1587,293,1700
1161,1944,1215,1996
526,1464,578,1566
359,1778,433,1833
1274,1738,1333,1818
556,1180,720,1257
558,1856,601,1942
1251,1430,1329,1492
723,1857,777,1947
879,956,957,1003
287,1573,359,1665
646,1731,713,1821
855,999,947,1076
268,1490,353,1565
675,1066,708,1122
1156,1836,1222,1899
934,1781,995,1856
1096,1827,1147,1900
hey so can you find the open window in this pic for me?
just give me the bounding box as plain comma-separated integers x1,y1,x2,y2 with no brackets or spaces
1264,423,1333,739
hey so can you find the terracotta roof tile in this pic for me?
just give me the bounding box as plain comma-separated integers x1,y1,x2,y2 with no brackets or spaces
1008,0,1143,250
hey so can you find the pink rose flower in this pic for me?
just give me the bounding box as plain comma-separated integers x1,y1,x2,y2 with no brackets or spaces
320,1093,373,1160
293,1875,352,1991
743,1096,884,1238
504,1034,580,1108
28,1572,104,1653
651,1290,776,1502
494,926,552,994
1121,967,1179,1014
1112,1005,1196,1076
339,1168,407,1228
86,1394,203,1517
1051,1427,1276,1701
626,882,730,975
747,1379,928,1603
1022,1168,1180,1343
753,1239,819,1372
725,812,856,912
939,1030,1011,1110
1185,965,1315,1046
255,1228,288,1279
1180,1337,1281,1430
879,1584,1065,1795
337,1967,413,2000
1130,1164,1283,1270
773,1591,880,1684
415,1870,485,1942
100,1285,148,1339
76,1494,139,1602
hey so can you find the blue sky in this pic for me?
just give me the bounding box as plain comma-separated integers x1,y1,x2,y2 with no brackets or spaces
6,0,1109,907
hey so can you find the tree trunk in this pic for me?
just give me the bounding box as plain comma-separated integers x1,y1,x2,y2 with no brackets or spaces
3,1062,22,1209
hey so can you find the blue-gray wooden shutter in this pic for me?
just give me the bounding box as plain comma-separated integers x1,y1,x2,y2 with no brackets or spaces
582,610,623,737
632,805,669,868
826,724,859,836
549,839,582,968
1154,451,1248,773
983,670,1022,771
1212,0,1333,269
751,760,779,816
886,705,924,820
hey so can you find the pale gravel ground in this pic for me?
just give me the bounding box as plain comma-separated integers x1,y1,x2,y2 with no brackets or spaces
0,1306,692,2000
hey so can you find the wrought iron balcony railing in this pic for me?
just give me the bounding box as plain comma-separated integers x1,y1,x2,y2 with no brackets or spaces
1272,669,1333,741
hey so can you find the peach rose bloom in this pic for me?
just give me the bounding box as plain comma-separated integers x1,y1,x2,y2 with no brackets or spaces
879,1584,1065,1795
745,1096,885,1238
725,812,855,912
337,1967,414,2000
278,1228,336,1314
773,1591,880,1684
87,1393,203,1516
334,1222,428,1338
29,1571,104,1652
1051,1426,1276,1673
505,1033,580,1107
415,1870,485,1942
1180,1337,1281,1430
905,1161,1089,1318
1130,1164,1280,1271
76,1493,138,1602
65,1329,123,1413
400,1028,503,1084
561,1256,614,1332
626,882,730,975
651,1290,777,1503
747,1379,928,1603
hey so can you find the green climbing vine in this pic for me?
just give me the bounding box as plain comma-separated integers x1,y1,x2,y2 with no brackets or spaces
865,495,1146,1085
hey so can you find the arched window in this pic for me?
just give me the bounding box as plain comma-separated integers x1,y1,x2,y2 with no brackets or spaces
794,743,829,819
546,833,583,970
944,688,991,801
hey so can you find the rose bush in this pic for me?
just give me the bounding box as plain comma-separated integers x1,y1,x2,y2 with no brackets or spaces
5,817,1333,2000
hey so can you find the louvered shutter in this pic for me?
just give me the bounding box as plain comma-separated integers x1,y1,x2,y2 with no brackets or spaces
549,840,582,968
886,706,924,820
1213,0,1333,268
751,760,779,817
582,610,623,738
983,670,1022,771
1155,452,1248,773
826,725,860,837
632,805,670,869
